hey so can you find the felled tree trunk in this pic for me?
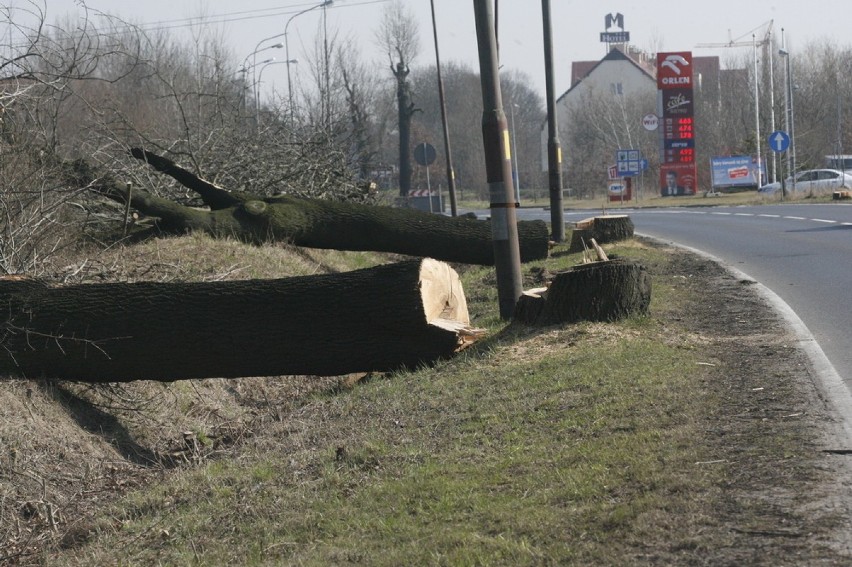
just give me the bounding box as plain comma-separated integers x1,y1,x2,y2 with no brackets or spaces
0,259,482,382
513,259,651,326
94,149,550,266
568,215,635,252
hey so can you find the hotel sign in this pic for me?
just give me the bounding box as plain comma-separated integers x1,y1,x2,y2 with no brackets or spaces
600,12,630,43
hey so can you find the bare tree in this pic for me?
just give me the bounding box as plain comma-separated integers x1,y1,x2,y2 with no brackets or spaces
0,1,138,274
376,0,420,197
563,86,655,198
337,38,382,180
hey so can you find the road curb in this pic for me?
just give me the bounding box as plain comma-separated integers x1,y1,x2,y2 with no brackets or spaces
639,233,852,448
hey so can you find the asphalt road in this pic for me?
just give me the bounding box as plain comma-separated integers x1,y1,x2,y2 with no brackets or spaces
505,203,852,382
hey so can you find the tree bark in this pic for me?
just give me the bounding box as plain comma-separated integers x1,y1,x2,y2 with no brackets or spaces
0,259,482,382
569,215,635,252
97,151,550,266
513,259,651,326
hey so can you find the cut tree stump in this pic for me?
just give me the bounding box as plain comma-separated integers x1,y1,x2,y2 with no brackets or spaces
568,215,635,252
88,148,551,266
513,258,651,326
0,259,483,382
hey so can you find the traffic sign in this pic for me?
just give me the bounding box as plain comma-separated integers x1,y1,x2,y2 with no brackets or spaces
414,142,437,166
768,130,790,153
615,149,642,176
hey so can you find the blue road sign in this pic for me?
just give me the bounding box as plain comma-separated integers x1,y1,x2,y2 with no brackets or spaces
768,131,790,153
615,149,642,176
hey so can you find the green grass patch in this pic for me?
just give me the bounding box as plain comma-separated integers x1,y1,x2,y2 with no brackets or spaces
51,242,738,566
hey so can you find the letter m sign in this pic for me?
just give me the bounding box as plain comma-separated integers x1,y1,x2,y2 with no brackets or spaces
605,13,624,31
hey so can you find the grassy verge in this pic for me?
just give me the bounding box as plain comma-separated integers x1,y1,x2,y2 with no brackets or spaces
44,239,833,565
457,189,836,211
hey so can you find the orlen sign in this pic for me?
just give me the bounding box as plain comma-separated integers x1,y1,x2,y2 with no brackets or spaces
657,52,693,89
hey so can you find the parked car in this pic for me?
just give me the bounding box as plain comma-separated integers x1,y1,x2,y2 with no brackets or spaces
758,169,852,194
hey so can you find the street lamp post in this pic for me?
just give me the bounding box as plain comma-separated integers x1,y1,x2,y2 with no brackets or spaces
429,0,458,216
244,42,283,112
238,57,275,118
767,29,777,183
753,35,762,187
285,0,333,114
256,59,298,122
780,29,796,193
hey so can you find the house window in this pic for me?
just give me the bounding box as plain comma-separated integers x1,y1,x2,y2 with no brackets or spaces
610,82,623,95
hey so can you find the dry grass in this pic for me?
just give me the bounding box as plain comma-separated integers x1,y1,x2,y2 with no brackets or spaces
0,234,388,563
2,234,847,565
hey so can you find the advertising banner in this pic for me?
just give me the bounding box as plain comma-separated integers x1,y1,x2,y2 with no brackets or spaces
660,163,697,196
710,156,764,189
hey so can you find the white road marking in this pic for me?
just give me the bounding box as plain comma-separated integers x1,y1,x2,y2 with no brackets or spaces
812,219,837,224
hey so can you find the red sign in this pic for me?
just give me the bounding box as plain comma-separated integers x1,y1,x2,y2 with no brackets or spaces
607,164,619,180
660,163,697,196
728,166,749,179
658,51,696,193
656,52,693,90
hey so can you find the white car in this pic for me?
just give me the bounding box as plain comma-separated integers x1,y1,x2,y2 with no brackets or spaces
759,169,852,194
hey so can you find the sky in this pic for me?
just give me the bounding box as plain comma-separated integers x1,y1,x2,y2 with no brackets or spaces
14,0,852,100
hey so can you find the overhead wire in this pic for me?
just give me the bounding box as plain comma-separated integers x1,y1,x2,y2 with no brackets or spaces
3,0,391,50
71,0,390,34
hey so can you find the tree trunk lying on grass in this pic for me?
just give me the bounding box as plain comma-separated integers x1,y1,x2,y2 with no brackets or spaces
513,259,651,326
0,259,483,382
568,215,635,253
94,148,550,266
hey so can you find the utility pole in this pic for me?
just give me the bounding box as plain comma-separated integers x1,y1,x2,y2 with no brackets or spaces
472,0,523,320
753,35,762,187
430,0,458,216
541,0,565,241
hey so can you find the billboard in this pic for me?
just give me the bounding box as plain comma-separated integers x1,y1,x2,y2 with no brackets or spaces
658,51,696,196
710,156,764,189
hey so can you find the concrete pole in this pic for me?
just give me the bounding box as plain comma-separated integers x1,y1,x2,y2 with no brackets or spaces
472,0,523,320
541,0,565,241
